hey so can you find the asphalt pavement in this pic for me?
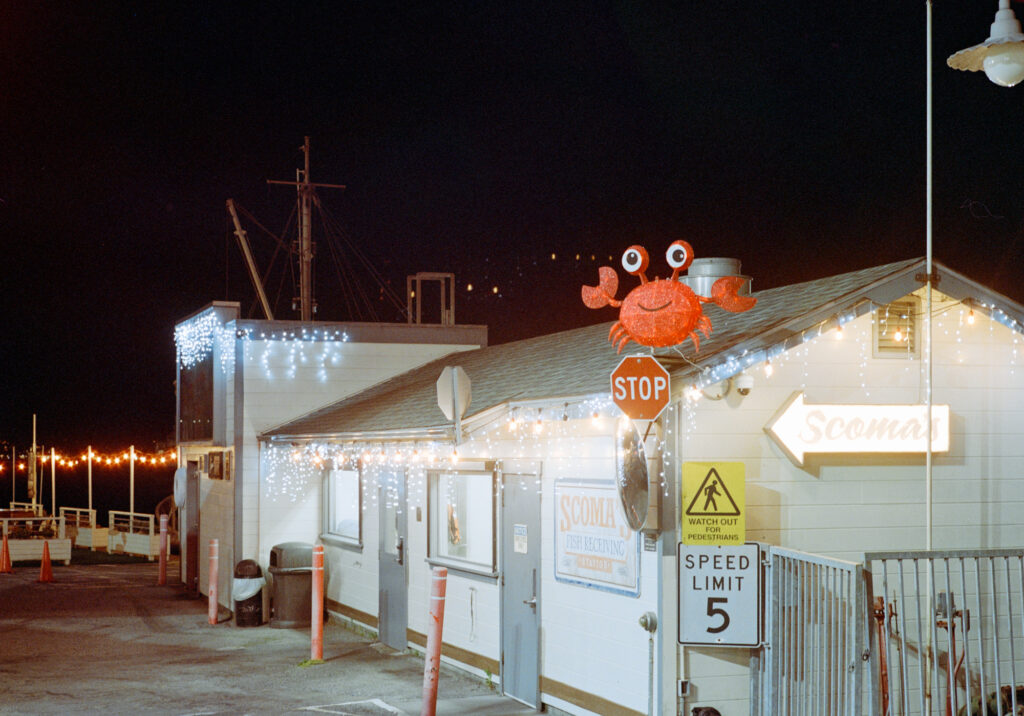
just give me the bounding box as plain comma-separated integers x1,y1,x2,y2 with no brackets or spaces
0,555,538,715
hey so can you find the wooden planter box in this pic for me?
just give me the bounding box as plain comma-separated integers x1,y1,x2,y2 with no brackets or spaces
70,526,109,550
7,538,72,565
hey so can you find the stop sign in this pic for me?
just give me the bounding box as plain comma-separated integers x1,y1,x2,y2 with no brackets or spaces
610,355,671,420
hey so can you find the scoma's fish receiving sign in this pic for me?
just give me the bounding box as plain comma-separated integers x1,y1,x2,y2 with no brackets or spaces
554,480,640,596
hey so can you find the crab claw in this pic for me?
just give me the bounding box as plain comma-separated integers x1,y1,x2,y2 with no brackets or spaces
711,276,757,313
582,266,621,309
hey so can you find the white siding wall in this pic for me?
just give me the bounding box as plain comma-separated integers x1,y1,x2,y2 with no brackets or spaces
679,298,1024,714
243,339,477,566
319,429,659,715
198,476,234,606
539,438,658,715
188,334,477,597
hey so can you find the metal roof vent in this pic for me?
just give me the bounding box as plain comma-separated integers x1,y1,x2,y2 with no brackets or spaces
678,258,752,297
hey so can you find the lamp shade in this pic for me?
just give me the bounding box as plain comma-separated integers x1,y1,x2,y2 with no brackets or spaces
947,0,1024,86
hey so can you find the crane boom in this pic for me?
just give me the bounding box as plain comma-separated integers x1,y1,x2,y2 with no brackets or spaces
227,198,274,320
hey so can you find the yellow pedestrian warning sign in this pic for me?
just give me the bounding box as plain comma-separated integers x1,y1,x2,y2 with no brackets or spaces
682,463,745,545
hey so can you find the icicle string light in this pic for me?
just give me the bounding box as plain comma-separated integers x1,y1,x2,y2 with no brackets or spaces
175,310,350,377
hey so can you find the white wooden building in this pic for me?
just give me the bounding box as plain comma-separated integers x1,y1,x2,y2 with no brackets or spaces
173,301,486,603
258,258,1024,715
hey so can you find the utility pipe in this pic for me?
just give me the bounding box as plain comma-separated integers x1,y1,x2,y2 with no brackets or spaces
158,514,168,586
208,538,219,625
311,544,324,661
421,567,448,716
50,447,55,519
87,446,93,545
129,445,135,529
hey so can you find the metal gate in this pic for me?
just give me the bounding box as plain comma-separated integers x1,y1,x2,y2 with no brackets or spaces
865,549,1024,716
751,546,866,716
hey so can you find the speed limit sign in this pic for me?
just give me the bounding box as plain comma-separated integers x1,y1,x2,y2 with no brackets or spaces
678,543,762,646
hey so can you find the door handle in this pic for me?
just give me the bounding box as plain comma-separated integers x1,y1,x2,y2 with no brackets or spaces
395,536,404,564
523,597,537,608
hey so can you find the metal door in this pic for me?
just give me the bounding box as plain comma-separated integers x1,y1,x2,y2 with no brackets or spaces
185,461,200,597
378,468,408,650
500,464,541,708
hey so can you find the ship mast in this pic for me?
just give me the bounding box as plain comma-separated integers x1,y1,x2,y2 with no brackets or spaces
267,137,345,321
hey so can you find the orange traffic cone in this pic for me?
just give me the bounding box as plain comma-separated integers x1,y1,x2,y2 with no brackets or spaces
38,541,54,583
0,532,12,573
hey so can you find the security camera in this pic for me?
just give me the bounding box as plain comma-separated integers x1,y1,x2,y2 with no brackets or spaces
735,372,754,396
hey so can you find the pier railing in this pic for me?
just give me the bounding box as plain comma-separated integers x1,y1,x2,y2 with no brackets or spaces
8,501,45,516
59,507,97,529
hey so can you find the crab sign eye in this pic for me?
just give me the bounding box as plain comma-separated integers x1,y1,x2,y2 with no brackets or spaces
666,240,693,270
621,245,649,275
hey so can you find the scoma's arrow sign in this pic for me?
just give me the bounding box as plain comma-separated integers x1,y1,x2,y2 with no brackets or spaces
765,391,950,466
610,355,671,420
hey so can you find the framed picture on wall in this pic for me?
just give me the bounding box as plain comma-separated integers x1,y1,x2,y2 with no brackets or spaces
208,451,223,480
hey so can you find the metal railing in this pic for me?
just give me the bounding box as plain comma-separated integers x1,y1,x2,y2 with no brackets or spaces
751,545,866,716
59,506,98,529
865,549,1024,716
8,501,45,516
1,515,66,539
108,511,155,536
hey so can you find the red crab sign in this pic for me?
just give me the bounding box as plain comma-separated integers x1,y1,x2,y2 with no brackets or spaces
582,241,757,353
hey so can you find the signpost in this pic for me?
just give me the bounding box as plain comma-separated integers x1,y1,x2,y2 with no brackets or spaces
679,543,761,647
610,355,671,420
764,391,951,466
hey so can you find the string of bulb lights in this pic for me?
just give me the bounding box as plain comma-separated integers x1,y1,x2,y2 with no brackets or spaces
1,448,179,472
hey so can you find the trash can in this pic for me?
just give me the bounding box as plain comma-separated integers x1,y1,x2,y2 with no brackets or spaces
233,559,265,627
268,542,313,628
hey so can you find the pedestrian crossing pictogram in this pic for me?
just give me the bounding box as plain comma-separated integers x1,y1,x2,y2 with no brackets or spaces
684,467,741,516
682,462,745,545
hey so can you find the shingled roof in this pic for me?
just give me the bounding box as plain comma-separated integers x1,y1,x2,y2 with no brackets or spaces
261,257,1022,441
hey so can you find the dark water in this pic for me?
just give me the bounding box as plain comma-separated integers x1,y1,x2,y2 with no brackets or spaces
5,463,174,523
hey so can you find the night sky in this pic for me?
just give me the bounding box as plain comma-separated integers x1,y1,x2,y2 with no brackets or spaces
3,1,1023,451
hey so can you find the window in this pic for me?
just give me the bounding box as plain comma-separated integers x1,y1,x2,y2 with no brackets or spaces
874,298,920,357
178,353,213,441
323,468,361,545
428,467,496,575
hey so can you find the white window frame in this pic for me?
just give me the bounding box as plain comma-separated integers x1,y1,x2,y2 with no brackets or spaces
321,465,362,549
427,465,497,577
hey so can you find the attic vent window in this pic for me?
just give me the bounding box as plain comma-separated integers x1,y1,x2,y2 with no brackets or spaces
874,298,919,357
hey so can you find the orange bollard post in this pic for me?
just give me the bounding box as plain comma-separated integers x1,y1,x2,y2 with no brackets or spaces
0,531,12,573
420,566,448,716
208,538,219,625
311,544,324,661
157,514,168,586
38,541,54,583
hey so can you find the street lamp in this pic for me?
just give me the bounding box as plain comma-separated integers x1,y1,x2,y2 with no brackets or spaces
947,0,1024,87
